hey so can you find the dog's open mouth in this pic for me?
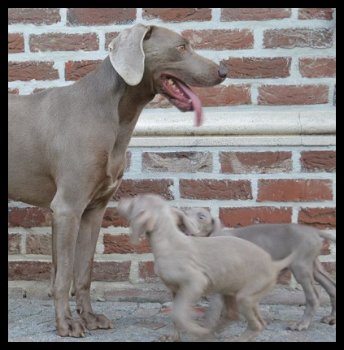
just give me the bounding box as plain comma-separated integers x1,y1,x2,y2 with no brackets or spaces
160,74,203,126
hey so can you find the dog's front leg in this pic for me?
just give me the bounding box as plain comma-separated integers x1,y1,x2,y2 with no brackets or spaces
73,204,114,330
51,195,85,337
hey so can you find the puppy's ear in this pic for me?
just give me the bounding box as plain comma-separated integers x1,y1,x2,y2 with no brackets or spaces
211,218,224,236
130,210,156,244
171,208,200,236
117,197,133,217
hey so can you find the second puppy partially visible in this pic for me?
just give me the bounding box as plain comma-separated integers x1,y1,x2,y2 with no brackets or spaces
184,208,336,331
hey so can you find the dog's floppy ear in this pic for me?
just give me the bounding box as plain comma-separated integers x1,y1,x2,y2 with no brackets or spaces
130,210,156,244
171,208,200,236
108,24,151,86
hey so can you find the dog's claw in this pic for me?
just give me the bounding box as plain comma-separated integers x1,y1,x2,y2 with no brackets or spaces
57,317,87,337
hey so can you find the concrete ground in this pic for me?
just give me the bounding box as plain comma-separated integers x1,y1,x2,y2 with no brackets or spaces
8,286,336,342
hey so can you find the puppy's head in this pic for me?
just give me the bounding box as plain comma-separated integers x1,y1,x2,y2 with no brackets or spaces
118,195,160,244
184,208,222,237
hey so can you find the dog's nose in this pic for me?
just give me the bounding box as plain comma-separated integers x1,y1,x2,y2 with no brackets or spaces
218,62,228,79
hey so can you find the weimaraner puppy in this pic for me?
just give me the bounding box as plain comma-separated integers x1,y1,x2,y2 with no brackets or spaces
8,24,227,337
118,194,296,342
184,208,336,331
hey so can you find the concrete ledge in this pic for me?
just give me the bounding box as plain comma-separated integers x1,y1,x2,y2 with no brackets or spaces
130,108,336,146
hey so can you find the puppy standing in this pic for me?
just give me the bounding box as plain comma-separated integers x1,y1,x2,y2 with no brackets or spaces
184,208,336,331
118,194,296,342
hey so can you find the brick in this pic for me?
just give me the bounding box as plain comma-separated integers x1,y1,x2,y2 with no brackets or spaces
103,234,151,254
102,208,128,227
221,8,291,21
142,152,212,173
180,180,252,200
298,208,336,229
321,262,336,279
143,8,211,22
105,32,119,48
193,85,251,106
299,8,334,20
257,179,333,202
146,95,171,108
65,60,102,81
219,207,292,228
147,94,171,108
8,234,21,254
30,33,99,52
149,85,251,108
321,239,331,255
26,234,51,255
223,57,291,79
258,85,328,105
114,179,174,200
8,207,51,228
8,88,19,94
8,8,60,25
264,28,333,48
92,261,130,281
182,29,254,50
220,152,292,174
300,151,336,172
8,62,59,82
299,58,336,78
103,285,171,303
67,8,136,25
277,269,291,285
8,261,51,280
139,261,159,282
8,33,24,53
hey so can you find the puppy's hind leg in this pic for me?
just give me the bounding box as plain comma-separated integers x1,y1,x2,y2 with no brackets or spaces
226,296,263,342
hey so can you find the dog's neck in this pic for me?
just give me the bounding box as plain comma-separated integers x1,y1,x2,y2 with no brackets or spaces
149,209,189,257
76,57,156,125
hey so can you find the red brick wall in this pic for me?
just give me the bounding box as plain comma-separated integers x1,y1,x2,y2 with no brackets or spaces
8,7,336,105
8,147,336,285
8,8,336,290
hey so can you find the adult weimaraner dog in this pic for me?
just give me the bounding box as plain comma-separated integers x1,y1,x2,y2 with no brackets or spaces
183,208,336,331
8,24,227,337
118,194,296,342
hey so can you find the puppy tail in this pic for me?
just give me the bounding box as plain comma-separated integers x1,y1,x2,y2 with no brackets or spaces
272,251,297,274
318,230,336,243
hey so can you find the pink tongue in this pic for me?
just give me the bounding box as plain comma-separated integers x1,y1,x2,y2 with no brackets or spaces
176,82,203,127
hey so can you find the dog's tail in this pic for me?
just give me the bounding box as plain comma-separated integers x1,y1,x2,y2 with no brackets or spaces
318,230,336,243
272,251,298,274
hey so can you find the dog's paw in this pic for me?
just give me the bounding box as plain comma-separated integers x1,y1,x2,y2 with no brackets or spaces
81,312,114,330
321,315,336,325
57,318,87,337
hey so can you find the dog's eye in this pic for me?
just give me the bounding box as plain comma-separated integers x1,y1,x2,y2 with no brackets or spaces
176,44,186,52
198,213,206,220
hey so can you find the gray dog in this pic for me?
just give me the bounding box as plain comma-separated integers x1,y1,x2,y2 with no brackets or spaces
8,24,227,337
184,208,336,331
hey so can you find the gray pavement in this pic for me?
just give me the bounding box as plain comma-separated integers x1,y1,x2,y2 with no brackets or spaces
8,290,336,342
